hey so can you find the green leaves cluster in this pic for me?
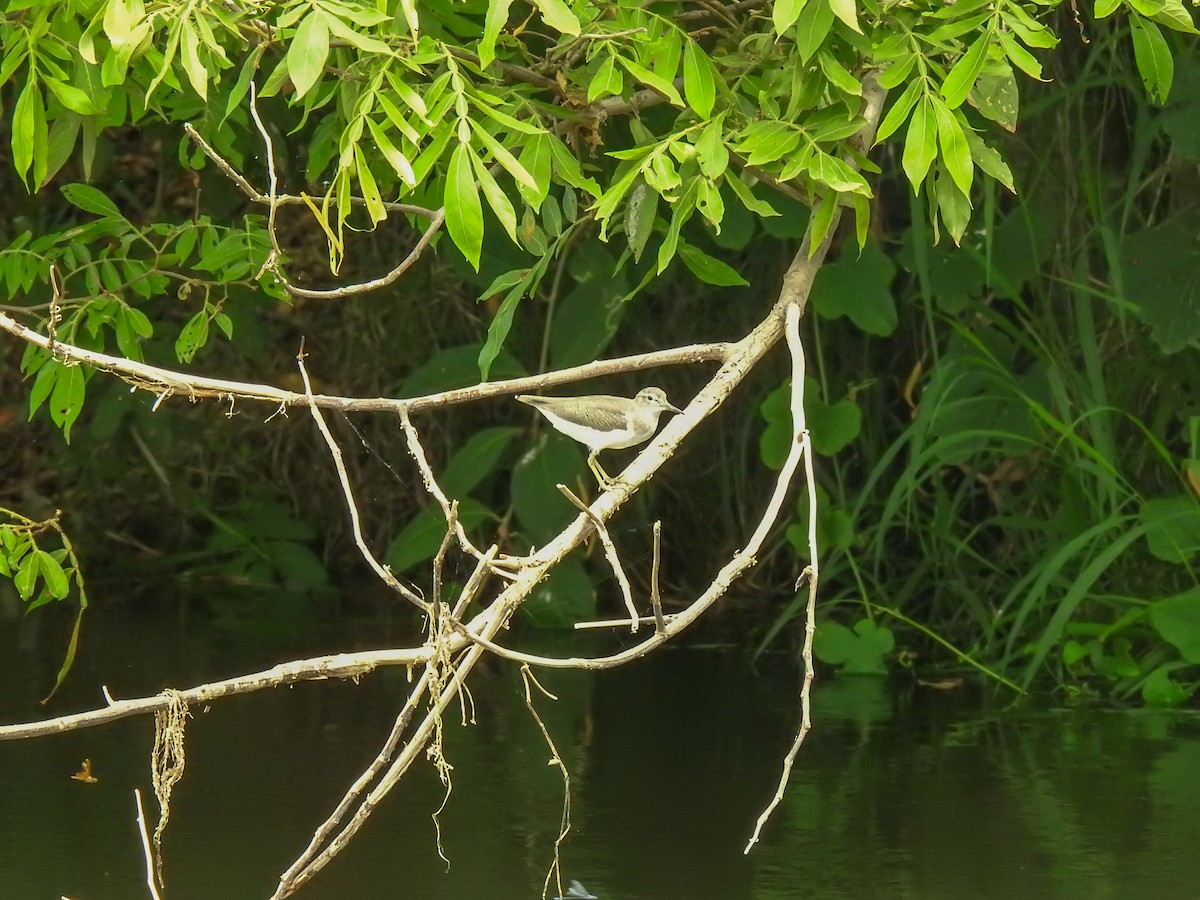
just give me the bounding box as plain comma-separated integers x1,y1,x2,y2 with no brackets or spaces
3,182,276,438
3,0,1195,328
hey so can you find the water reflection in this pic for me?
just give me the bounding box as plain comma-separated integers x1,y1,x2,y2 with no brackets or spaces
1,608,1197,899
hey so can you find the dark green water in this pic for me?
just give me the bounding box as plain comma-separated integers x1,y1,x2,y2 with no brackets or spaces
2,607,1198,899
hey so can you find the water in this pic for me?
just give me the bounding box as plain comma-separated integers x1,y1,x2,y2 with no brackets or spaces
2,606,1198,899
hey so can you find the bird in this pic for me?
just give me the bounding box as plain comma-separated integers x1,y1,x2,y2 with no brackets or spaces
515,387,683,488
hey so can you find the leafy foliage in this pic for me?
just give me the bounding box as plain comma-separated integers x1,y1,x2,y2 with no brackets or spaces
3,0,1200,687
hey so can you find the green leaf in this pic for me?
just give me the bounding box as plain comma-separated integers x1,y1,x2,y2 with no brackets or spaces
36,549,70,599
617,56,684,106
49,364,86,442
695,118,729,178
932,98,973,197
517,135,552,208
470,148,518,243
1141,665,1190,706
970,59,1019,132
724,173,779,217
695,177,725,228
678,240,748,286
875,77,922,144
814,619,894,674
812,240,897,334
1153,0,1199,33
807,391,863,455
522,557,597,629
877,52,916,90
550,253,628,367
478,280,526,379
511,432,586,542
656,182,697,273
795,0,835,62
1141,495,1200,564
547,134,601,197
901,96,937,191
1094,0,1121,16
683,41,716,117
738,120,802,166
1148,587,1200,663
442,427,523,496
12,78,40,184
941,31,989,110
102,0,134,44
963,129,1014,192
468,120,539,192
807,191,838,257
27,359,58,417
934,165,971,244
14,553,39,601
828,0,861,34
479,0,513,66
535,0,581,35
61,183,123,219
321,9,393,53
818,49,861,96
289,11,330,100
624,180,657,263
773,0,808,34
175,311,209,363
1120,214,1200,352
43,77,99,115
1130,15,1174,103
587,54,622,103
400,342,525,396
366,117,416,186
385,499,493,573
350,145,384,228
807,151,871,194
998,30,1043,80
180,21,207,99
446,142,484,270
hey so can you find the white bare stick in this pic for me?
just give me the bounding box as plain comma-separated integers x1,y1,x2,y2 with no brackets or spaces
651,520,666,634
0,309,727,415
521,666,572,900
0,648,433,741
246,82,282,265
297,349,427,610
133,789,162,900
555,484,638,632
400,408,518,572
743,301,820,852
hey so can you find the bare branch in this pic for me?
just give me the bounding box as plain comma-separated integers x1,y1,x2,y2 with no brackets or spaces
0,649,432,741
743,301,820,851
0,309,729,416
556,483,638,632
298,347,429,609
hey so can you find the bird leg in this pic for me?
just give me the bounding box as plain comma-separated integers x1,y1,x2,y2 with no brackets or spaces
586,452,621,490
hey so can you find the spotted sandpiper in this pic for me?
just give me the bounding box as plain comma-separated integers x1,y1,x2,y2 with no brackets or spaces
516,387,683,488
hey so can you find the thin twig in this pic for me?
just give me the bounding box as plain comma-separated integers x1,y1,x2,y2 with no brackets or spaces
743,302,819,852
651,520,666,634
556,484,638,632
521,665,572,900
133,789,162,900
0,309,730,416
400,408,520,573
0,648,432,741
297,346,428,610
